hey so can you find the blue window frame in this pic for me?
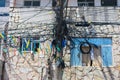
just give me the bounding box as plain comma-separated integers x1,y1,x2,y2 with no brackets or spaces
21,38,41,53
22,38,33,52
71,44,82,66
70,38,112,67
0,0,5,7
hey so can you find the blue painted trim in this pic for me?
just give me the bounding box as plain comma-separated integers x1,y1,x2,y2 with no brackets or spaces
22,38,33,51
70,37,112,67
72,38,112,45
0,0,5,7
0,13,9,16
101,46,113,67
70,44,82,66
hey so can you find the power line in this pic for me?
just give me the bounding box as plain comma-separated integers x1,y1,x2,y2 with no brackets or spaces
11,10,55,21
8,0,53,37
14,0,52,27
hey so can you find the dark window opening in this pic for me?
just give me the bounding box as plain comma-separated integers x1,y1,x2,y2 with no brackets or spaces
101,0,117,6
24,1,32,6
33,1,40,6
34,43,40,52
24,0,40,7
78,0,94,6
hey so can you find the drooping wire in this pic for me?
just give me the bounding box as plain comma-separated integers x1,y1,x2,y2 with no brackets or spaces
7,0,53,39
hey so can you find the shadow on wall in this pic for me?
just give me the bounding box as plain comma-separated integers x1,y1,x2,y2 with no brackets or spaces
91,49,116,80
93,47,115,80
69,46,115,80
0,60,9,80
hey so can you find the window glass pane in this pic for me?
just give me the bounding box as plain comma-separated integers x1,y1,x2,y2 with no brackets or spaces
24,1,32,6
33,42,40,52
78,0,94,6
33,1,40,6
78,3,85,6
88,3,94,6
101,0,117,6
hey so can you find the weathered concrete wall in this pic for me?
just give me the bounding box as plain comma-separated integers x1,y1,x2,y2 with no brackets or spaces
7,7,120,80
6,40,52,80
5,37,120,80
9,0,120,7
62,26,120,80
6,30,120,80
0,7,9,29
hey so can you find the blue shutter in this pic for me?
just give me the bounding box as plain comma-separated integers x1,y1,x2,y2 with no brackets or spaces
101,45,112,67
0,0,5,7
70,45,82,66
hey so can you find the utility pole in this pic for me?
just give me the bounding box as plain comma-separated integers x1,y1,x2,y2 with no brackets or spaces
56,0,64,80
48,0,66,80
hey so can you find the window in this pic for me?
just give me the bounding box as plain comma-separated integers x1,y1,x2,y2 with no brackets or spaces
78,0,94,6
101,0,117,6
20,37,41,53
22,38,33,52
24,0,40,7
0,0,5,7
33,40,40,52
70,38,113,67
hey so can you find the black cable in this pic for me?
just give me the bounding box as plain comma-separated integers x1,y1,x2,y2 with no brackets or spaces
12,10,55,21
9,0,53,38
14,0,52,28
80,41,91,54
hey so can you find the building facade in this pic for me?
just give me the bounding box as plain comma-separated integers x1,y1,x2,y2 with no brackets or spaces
2,0,120,80
0,0,9,28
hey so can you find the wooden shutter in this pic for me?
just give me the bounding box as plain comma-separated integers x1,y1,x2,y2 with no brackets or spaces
70,45,82,66
70,39,82,66
101,45,113,67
